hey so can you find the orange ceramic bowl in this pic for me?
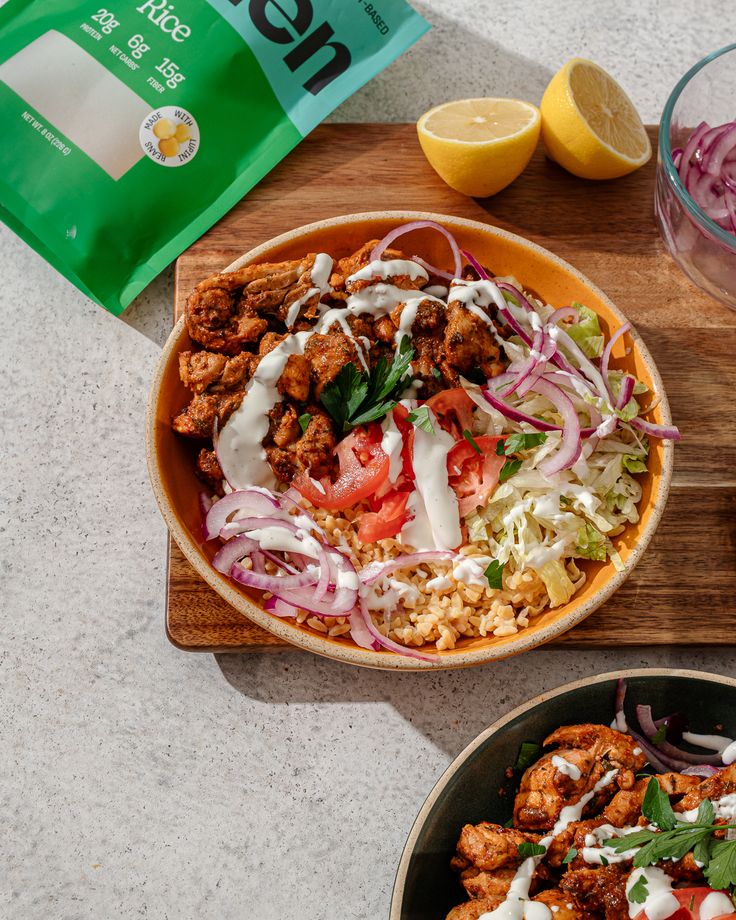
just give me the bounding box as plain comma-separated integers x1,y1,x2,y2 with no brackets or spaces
146,211,674,670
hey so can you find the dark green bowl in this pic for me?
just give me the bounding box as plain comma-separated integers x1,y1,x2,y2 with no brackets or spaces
391,668,736,920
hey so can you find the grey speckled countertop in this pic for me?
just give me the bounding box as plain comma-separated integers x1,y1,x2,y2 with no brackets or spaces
1,3,733,918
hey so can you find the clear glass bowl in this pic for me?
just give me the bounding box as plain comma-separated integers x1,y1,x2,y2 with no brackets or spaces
655,43,736,308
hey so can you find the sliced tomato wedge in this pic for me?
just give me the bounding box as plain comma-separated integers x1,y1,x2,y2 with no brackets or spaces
357,488,411,544
391,403,415,482
425,388,476,440
447,435,505,518
633,887,736,920
293,424,389,512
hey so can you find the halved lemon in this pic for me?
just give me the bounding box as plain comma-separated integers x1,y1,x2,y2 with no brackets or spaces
417,98,541,197
540,58,651,180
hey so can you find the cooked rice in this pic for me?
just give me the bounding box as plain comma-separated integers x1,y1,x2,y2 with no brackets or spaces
294,503,587,651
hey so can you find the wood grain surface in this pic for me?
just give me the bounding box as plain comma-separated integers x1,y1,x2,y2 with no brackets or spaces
167,123,736,653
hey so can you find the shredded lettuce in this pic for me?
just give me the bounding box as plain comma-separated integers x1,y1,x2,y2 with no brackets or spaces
575,523,608,561
535,560,576,607
622,455,647,474
567,303,604,358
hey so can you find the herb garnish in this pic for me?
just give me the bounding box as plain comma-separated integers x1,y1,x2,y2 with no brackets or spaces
604,778,736,892
407,406,434,433
484,559,504,589
499,459,522,483
496,432,548,456
562,847,577,865
514,741,541,772
627,874,649,904
431,367,442,380
298,412,312,434
517,842,547,858
650,724,667,744
463,429,482,455
320,336,414,432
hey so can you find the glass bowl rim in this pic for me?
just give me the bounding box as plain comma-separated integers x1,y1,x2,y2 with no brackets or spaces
659,42,736,253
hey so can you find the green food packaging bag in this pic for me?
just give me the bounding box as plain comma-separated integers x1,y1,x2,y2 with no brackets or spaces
0,0,428,314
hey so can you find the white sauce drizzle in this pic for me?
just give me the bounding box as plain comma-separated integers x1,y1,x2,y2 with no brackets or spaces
394,296,424,344
452,556,493,587
701,891,736,918
581,823,645,865
380,412,404,483
723,739,736,765
349,258,428,283
680,793,736,824
625,867,678,920
217,331,313,489
682,732,733,753
480,770,618,920
551,755,582,781
400,408,461,551
285,253,333,329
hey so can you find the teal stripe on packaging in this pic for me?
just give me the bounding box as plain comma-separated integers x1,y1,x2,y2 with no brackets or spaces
204,0,429,136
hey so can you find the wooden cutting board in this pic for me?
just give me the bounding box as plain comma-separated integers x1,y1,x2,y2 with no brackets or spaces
167,123,736,653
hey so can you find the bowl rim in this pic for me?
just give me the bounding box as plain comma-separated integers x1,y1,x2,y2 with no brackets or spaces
658,42,736,252
147,210,674,671
390,667,736,918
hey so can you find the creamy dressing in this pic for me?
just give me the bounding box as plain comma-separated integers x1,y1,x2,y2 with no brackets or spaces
285,253,333,328
551,755,582,781
349,258,428,283
681,793,736,824
682,732,733,753
380,412,404,483
400,409,461,551
425,574,452,592
700,892,736,918
394,296,425,344
452,555,493,588
218,330,313,489
581,823,645,865
723,739,736,764
625,867,678,920
480,770,618,920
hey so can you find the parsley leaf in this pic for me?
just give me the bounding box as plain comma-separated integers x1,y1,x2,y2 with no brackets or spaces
431,367,442,380
407,406,434,433
484,559,504,590
499,459,522,483
320,337,415,432
704,839,736,890
503,432,548,455
298,412,312,434
562,847,577,865
463,429,482,455
517,842,547,858
514,742,541,772
628,874,649,905
641,777,677,831
651,724,667,743
600,855,609,867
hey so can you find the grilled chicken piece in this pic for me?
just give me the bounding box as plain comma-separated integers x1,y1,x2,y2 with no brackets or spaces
514,726,645,832
196,448,224,492
560,864,629,920
295,412,336,477
186,255,324,353
451,824,548,903
604,772,700,827
304,333,362,398
444,300,505,379
268,403,301,449
546,818,607,868
174,351,255,438
675,762,736,816
278,354,311,403
265,406,336,483
446,896,503,920
534,888,598,919
331,241,406,291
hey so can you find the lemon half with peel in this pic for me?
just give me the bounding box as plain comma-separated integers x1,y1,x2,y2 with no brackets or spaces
417,98,541,197
540,58,651,180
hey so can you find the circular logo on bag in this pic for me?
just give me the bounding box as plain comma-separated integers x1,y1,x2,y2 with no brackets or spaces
139,107,199,167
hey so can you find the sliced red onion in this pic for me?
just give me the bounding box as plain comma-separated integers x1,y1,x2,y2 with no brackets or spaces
313,540,332,602
264,596,299,618
481,385,596,438
280,488,327,537
360,551,456,586
212,534,259,574
552,326,609,400
204,489,281,540
682,765,721,777
679,121,709,185
636,705,724,765
502,327,546,397
199,491,214,516
627,728,686,772
371,220,462,279
461,248,491,281
630,417,682,441
349,607,380,651
548,306,579,325
613,677,628,732
616,374,636,411
354,599,442,662
411,255,455,282
527,378,582,476
600,322,631,401
230,561,321,592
